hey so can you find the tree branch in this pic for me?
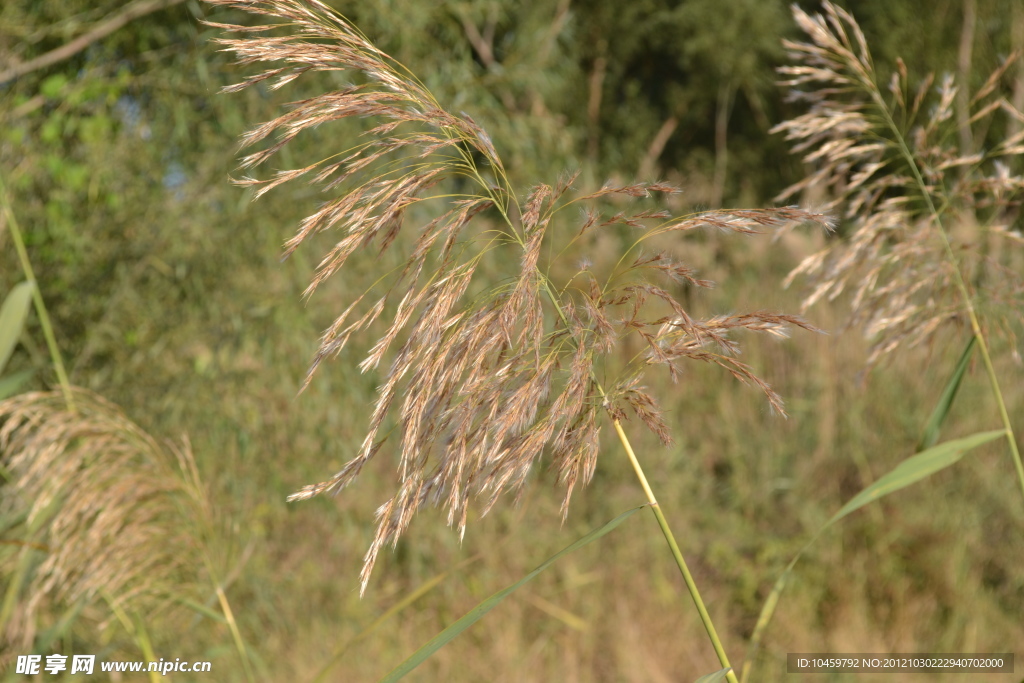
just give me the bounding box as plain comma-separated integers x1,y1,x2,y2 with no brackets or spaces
956,0,977,156
637,115,678,180
586,43,607,163
0,0,186,84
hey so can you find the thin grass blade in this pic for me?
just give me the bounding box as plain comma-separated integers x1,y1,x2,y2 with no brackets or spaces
132,613,161,683
740,429,1005,683
829,429,1005,524
0,369,33,400
312,556,481,683
378,507,644,683
0,281,34,374
918,335,976,451
215,584,256,683
32,599,86,652
694,668,733,682
0,549,32,636
175,596,228,623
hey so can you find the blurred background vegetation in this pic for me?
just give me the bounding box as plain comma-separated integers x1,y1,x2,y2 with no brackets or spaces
1,0,1022,680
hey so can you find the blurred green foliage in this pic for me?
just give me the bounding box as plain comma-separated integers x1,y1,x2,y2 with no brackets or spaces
1,0,1022,680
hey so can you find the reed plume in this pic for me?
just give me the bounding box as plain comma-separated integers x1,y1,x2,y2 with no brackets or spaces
207,0,832,593
0,388,206,651
774,1,1024,366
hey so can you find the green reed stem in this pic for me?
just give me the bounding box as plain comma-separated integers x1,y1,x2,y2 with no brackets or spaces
213,577,256,683
535,275,737,681
0,173,75,413
867,93,1024,503
612,419,738,683
104,594,161,683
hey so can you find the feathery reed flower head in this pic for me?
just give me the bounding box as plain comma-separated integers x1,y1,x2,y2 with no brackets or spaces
207,0,832,592
0,389,206,650
774,1,1024,365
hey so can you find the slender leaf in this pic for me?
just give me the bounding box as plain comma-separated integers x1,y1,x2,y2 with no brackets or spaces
0,369,33,400
32,599,86,652
0,281,34,374
131,612,161,683
918,336,976,451
379,506,644,683
828,429,1004,524
312,556,481,683
175,596,228,624
741,551,804,683
740,429,1005,683
0,542,37,636
694,668,733,683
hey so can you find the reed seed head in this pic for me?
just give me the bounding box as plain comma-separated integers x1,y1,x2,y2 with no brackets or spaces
775,1,1024,365
0,389,206,650
209,0,831,593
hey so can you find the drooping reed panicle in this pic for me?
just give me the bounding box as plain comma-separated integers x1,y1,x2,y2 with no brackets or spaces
773,1,1024,366
0,388,206,651
207,0,833,593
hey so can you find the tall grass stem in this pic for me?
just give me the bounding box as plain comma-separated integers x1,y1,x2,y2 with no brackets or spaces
872,102,1024,502
0,173,75,412
214,581,255,683
104,593,161,683
539,272,738,679
612,419,739,683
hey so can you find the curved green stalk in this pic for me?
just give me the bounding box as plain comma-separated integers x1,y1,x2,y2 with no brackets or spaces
535,276,738,682
0,173,75,412
612,419,739,683
454,99,741,676
213,582,255,683
104,593,161,683
866,91,1024,502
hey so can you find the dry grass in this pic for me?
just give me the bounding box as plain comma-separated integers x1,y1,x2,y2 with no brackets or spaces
2,1,1022,680
774,1,1024,365
0,388,206,652
207,0,832,593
